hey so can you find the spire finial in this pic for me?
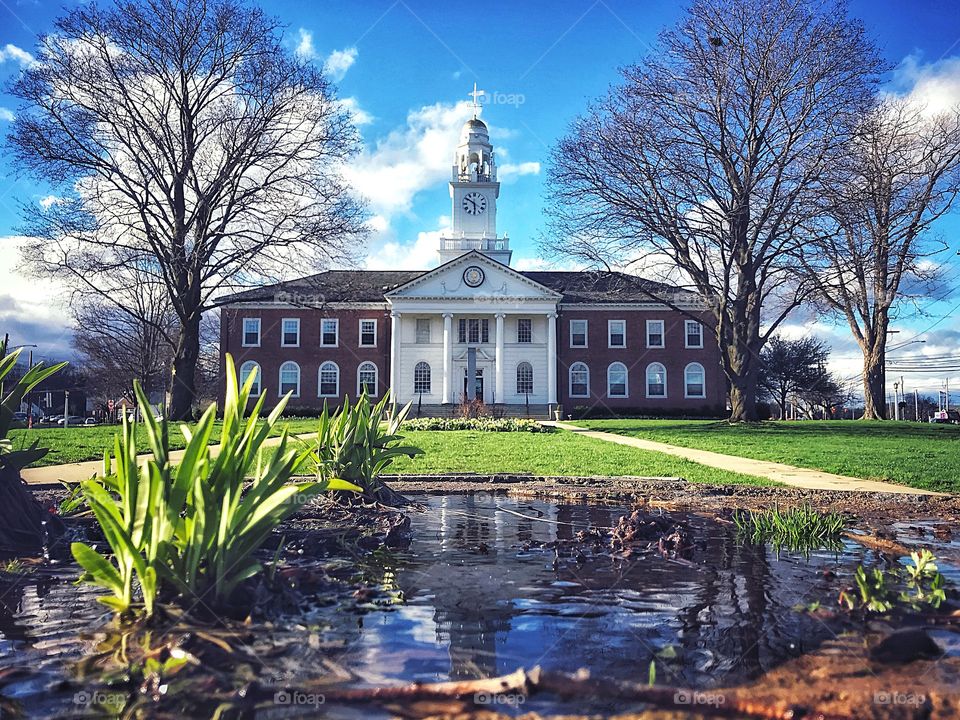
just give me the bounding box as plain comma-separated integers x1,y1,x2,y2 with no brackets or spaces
468,82,485,118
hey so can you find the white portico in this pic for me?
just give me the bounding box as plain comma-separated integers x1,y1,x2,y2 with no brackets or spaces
387,251,560,406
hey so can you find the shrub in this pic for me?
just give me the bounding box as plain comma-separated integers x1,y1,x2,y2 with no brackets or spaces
304,392,423,505
401,417,553,433
71,355,358,617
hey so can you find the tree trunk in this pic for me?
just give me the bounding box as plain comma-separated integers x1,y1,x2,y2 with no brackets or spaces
861,347,886,420
167,313,201,421
728,374,758,422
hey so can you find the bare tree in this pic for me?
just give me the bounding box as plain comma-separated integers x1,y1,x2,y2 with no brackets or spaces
757,335,830,420
72,268,176,406
801,99,960,419
8,0,366,419
544,0,882,421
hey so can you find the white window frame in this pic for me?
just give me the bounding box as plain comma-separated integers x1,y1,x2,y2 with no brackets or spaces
357,362,379,397
278,361,301,398
241,318,261,348
359,318,377,347
569,319,588,348
280,318,300,348
516,361,534,395
569,362,590,398
607,362,629,398
415,318,431,344
318,361,340,398
517,318,533,344
414,361,432,395
684,362,706,399
320,318,339,347
239,361,261,396
646,319,665,349
646,362,667,398
608,319,626,349
685,320,703,349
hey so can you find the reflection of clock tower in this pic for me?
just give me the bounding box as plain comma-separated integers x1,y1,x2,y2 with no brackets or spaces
438,85,512,266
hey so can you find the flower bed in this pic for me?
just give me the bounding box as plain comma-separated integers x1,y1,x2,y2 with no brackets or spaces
401,417,553,433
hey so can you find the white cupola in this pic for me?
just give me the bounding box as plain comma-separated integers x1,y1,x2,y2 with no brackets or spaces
439,84,512,266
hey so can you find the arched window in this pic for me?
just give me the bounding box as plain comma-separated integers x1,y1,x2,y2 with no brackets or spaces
607,362,628,398
414,361,431,394
569,362,589,398
279,361,300,397
357,362,378,397
646,363,666,398
516,362,533,395
318,361,339,397
685,362,706,398
239,361,261,396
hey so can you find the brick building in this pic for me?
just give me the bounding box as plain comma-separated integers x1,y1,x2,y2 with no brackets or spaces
219,110,726,417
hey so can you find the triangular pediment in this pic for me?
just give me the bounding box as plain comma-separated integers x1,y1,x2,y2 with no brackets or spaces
385,251,561,301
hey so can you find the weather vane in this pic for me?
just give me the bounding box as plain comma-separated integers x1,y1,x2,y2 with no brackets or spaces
468,82,485,117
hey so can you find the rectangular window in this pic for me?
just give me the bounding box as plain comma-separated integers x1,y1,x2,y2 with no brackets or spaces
281,318,300,347
320,319,338,347
359,319,377,347
517,318,532,343
685,320,703,348
646,319,665,348
570,319,588,347
608,320,626,348
416,318,431,344
242,318,260,347
459,318,489,344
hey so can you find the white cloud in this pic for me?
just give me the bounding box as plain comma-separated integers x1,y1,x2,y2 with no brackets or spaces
499,161,540,183
0,43,34,66
889,53,960,115
0,236,74,358
324,47,358,82
364,217,450,270
294,28,317,60
39,195,63,209
338,96,372,126
0,107,13,122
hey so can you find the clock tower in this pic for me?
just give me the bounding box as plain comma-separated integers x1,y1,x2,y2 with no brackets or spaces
438,85,512,266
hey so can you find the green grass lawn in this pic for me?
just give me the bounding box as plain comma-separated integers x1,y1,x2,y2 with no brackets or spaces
573,419,960,493
11,420,772,486
388,429,773,485
10,418,321,467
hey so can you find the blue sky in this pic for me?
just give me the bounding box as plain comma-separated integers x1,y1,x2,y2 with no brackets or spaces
1,0,959,397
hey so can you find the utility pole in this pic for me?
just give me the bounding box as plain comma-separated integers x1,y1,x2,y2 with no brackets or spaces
64,390,70,428
893,381,899,421
915,388,919,422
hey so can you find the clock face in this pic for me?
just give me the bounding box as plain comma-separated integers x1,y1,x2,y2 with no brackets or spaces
463,266,485,288
461,192,487,215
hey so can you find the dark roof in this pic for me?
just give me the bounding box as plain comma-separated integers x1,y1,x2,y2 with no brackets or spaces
220,269,695,305
220,270,426,304
521,271,696,304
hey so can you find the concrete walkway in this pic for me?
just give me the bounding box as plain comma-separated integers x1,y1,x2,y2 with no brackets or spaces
545,421,944,495
20,432,317,487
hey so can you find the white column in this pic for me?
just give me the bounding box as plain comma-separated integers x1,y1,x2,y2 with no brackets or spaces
495,313,505,404
547,312,558,406
389,312,401,404
442,313,453,404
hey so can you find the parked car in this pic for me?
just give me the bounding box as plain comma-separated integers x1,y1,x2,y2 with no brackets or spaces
57,415,87,426
42,415,63,425
929,410,960,424
83,417,98,425
13,411,27,422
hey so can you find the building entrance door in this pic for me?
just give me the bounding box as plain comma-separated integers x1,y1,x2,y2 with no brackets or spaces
463,367,484,402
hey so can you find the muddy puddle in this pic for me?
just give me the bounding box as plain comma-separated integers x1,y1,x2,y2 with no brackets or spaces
1,491,959,718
